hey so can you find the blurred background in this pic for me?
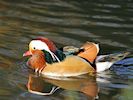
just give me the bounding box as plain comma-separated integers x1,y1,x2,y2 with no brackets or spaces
0,0,132,100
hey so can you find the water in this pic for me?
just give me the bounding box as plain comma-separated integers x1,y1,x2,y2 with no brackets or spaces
0,0,133,100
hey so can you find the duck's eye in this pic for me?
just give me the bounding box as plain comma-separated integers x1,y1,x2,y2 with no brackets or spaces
33,47,36,50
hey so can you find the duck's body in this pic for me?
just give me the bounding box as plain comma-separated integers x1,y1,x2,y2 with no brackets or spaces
26,49,129,79
43,56,95,77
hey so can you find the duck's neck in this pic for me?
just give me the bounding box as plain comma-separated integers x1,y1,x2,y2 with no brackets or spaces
28,54,46,73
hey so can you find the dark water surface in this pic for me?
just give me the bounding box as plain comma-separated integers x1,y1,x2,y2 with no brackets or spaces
0,0,133,100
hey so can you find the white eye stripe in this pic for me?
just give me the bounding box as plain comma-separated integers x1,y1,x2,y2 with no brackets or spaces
30,40,50,52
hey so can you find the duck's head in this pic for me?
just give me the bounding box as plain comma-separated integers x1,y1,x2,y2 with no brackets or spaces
23,37,57,56
27,50,46,73
23,37,60,61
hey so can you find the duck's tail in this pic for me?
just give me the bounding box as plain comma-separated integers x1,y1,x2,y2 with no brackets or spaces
96,51,130,63
95,51,130,72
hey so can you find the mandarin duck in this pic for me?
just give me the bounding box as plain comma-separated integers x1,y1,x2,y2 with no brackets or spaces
23,37,130,77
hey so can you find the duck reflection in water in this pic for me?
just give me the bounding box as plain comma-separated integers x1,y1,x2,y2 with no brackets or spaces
27,73,99,99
